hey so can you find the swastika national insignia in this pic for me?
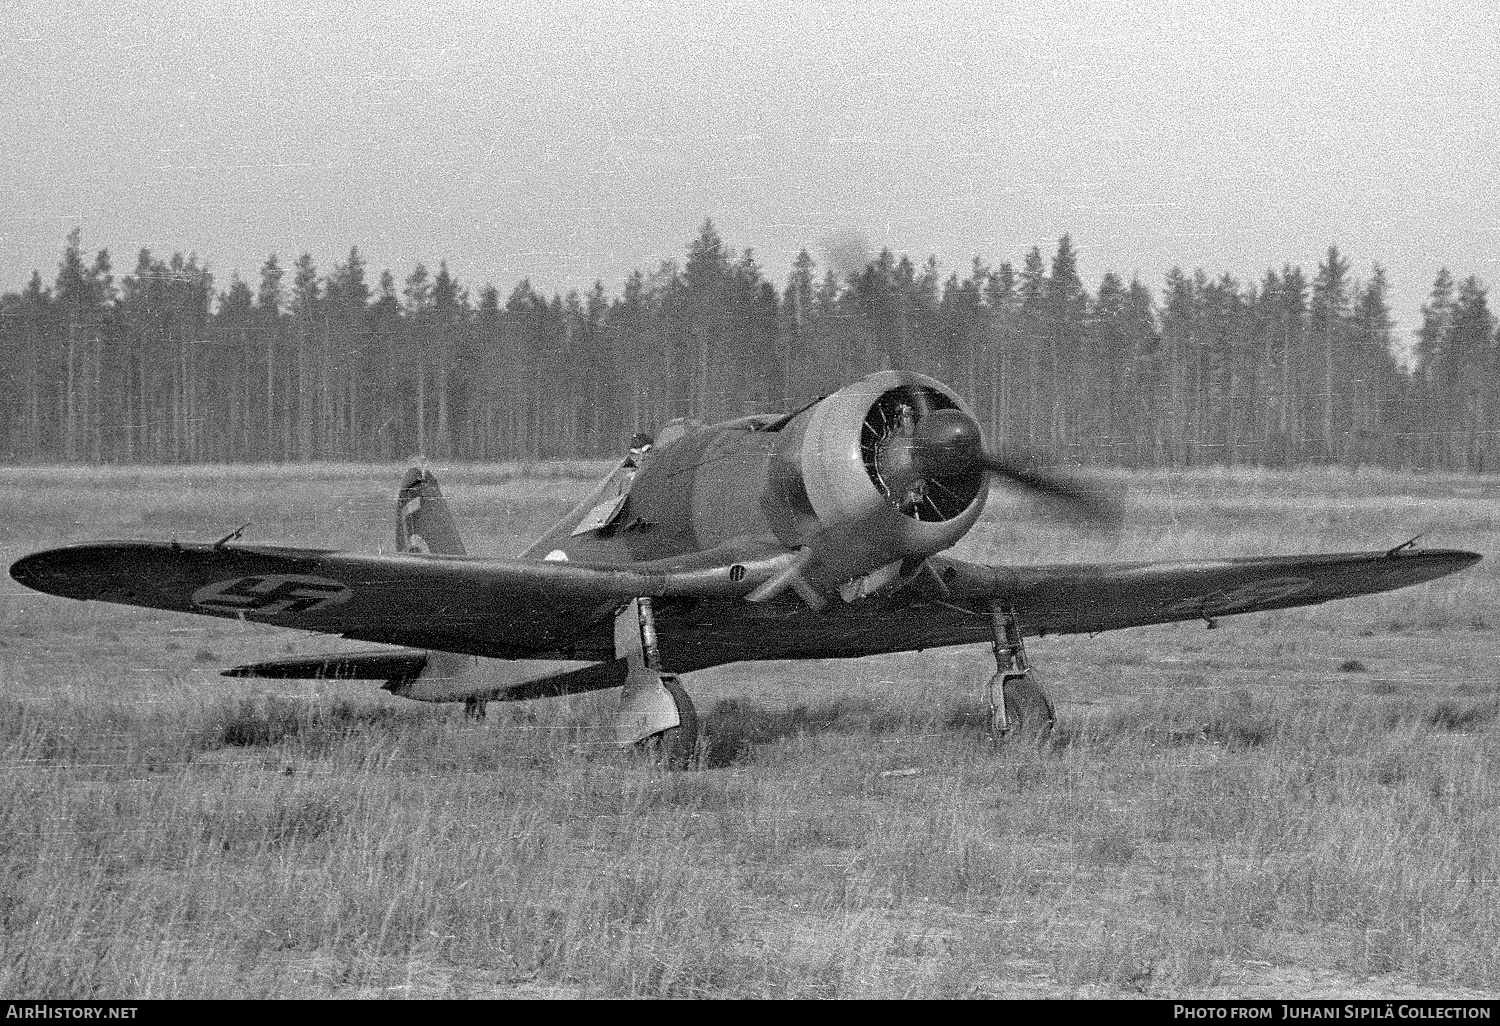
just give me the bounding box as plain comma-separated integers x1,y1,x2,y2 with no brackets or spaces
191,575,352,616
1165,576,1313,617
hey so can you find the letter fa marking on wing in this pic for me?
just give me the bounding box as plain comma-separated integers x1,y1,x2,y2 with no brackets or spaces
192,575,352,616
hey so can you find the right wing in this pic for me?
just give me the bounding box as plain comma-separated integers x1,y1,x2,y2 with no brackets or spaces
9,539,799,661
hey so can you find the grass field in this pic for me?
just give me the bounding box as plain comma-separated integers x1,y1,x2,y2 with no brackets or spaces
0,463,1496,998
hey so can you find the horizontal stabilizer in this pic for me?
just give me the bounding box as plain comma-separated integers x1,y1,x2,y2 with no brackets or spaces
386,650,629,702
224,649,428,681
498,658,628,701
224,647,629,704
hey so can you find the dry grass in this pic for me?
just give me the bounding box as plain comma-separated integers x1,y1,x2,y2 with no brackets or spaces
0,463,1495,997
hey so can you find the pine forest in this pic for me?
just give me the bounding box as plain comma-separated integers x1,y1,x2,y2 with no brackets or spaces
1,221,1495,471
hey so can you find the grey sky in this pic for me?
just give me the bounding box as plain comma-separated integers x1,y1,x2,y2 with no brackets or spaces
4,0,1497,348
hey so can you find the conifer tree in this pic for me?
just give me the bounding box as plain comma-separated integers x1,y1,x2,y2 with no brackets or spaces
1310,245,1352,459
1445,276,1495,469
1347,266,1400,465
1414,268,1457,467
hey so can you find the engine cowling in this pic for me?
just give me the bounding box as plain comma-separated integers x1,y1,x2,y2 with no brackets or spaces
761,370,988,590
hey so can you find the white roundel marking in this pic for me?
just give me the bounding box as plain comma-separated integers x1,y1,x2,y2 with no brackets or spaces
544,549,569,562
192,575,352,616
1167,576,1313,616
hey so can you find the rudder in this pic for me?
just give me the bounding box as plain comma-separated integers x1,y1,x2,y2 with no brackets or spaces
396,467,467,555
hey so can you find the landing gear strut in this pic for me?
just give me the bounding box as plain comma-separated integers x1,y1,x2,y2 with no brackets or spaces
613,597,698,769
986,603,1055,741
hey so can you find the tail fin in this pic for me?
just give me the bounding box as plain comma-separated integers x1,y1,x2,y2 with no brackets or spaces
396,467,467,555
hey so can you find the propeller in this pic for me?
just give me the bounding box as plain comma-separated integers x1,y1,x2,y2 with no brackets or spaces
894,399,1123,533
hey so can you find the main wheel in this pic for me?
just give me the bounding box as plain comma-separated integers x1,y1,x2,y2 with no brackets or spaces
994,672,1055,741
636,676,699,770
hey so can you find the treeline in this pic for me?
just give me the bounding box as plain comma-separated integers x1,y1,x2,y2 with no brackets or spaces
1,222,1496,469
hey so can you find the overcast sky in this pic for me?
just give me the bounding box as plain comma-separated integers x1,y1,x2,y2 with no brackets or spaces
3,0,1497,348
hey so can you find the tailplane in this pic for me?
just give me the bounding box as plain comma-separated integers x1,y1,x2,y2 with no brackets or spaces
396,467,467,555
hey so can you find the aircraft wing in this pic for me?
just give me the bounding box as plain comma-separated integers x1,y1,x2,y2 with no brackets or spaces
636,547,1482,667
938,546,1482,636
8,541,1480,670
7,540,800,661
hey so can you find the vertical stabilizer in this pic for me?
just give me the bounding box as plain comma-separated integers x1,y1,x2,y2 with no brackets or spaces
396,467,467,555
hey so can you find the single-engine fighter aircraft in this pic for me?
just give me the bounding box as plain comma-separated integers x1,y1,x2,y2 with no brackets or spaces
9,371,1482,767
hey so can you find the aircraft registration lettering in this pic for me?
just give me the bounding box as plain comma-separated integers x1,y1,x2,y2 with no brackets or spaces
192,575,352,616
1165,576,1313,616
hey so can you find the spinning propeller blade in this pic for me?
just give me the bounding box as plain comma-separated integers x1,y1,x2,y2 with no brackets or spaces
979,447,1124,533
904,403,1122,532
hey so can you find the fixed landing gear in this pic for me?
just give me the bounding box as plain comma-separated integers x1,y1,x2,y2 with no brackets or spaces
614,597,699,769
986,603,1056,741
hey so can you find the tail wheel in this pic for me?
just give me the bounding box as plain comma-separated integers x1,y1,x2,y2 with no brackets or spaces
636,676,699,770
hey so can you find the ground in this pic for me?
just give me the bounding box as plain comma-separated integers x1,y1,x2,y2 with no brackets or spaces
0,463,1495,998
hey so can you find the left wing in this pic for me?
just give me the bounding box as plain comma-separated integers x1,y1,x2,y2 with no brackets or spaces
635,547,1483,668
937,546,1482,635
